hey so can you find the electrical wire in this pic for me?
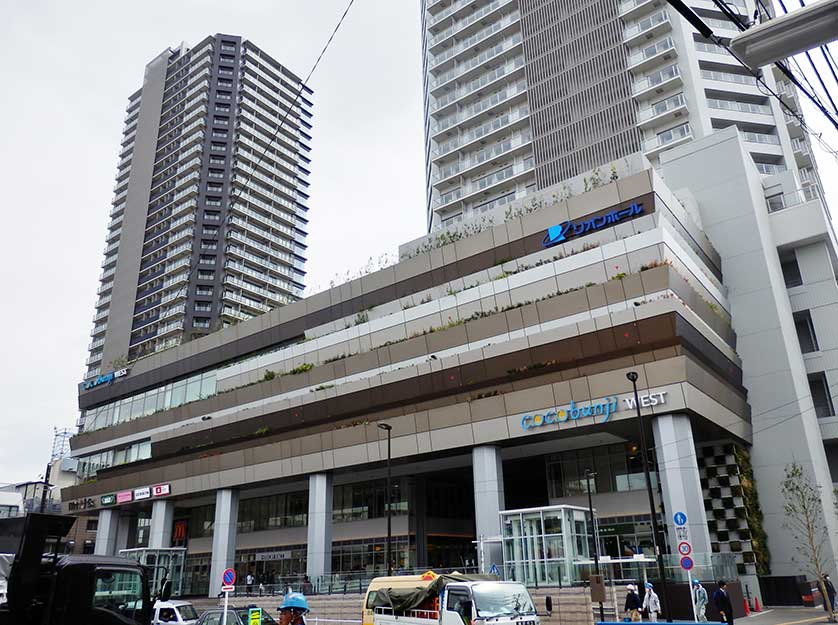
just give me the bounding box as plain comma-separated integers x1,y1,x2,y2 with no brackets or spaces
139,0,356,354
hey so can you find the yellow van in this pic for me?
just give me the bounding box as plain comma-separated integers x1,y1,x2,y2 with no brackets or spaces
362,572,440,625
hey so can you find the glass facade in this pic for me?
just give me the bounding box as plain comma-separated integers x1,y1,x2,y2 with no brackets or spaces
238,492,308,533
331,536,411,574
501,506,591,587
77,440,151,480
82,370,217,433
546,444,657,498
332,479,408,522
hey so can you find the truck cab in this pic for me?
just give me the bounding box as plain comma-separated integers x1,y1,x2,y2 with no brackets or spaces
370,577,538,625
0,513,156,625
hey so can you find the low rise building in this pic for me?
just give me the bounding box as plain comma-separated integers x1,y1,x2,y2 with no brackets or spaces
64,129,838,598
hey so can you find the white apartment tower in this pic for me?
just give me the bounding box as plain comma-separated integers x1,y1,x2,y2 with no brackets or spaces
421,0,824,231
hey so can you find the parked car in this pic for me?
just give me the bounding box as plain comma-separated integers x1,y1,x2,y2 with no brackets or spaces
196,606,277,625
153,599,200,625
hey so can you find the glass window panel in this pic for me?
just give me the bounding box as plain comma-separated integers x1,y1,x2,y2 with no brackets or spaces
185,377,202,403
201,371,217,397
170,381,187,407
543,512,563,535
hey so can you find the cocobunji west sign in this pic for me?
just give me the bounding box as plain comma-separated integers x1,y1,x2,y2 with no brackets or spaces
520,391,668,430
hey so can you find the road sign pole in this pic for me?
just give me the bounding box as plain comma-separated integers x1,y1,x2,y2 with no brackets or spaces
222,589,229,625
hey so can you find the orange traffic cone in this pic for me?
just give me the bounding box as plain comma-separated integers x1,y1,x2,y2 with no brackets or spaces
754,597,762,612
744,599,751,616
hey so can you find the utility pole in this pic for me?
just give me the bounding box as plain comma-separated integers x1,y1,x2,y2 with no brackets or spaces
585,469,605,622
627,371,671,622
40,462,52,514
378,423,393,576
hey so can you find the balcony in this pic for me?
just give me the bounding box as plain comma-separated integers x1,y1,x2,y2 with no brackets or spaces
623,11,670,46
428,0,516,49
433,157,534,210
86,352,103,366
619,0,664,19
160,303,186,320
157,319,185,337
434,54,525,113
430,34,523,92
433,132,532,184
632,64,681,100
97,281,114,296
755,162,786,175
707,97,771,117
768,188,830,247
643,122,692,157
222,306,252,322
636,92,688,129
88,337,105,352
627,37,676,72
224,290,271,312
430,11,521,71
700,69,758,90
433,80,527,136
92,309,109,323
432,105,530,158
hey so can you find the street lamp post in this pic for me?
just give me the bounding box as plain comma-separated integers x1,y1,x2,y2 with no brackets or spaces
378,423,393,576
626,371,671,622
584,469,605,622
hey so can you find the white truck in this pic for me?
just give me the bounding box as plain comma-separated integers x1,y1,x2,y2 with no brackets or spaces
368,576,540,625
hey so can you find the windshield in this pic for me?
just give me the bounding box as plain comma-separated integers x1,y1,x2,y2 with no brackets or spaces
236,609,277,624
472,583,536,618
179,605,199,620
92,568,147,624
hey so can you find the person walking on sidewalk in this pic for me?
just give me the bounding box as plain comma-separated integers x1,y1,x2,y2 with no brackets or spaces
692,579,708,622
624,584,642,622
643,582,661,622
713,580,734,625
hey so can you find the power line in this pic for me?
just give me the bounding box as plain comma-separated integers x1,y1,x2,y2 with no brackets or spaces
147,0,356,352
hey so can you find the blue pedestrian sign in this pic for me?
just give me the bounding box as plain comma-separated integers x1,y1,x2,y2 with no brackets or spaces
680,556,694,571
489,563,500,576
673,512,687,526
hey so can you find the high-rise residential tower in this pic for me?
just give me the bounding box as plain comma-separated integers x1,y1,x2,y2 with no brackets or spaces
86,34,312,380
421,0,823,231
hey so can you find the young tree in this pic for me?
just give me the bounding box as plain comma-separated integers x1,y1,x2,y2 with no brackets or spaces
781,463,836,623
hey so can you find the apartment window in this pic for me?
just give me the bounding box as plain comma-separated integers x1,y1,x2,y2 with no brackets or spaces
211,142,227,152
204,211,221,221
809,373,835,418
216,90,232,101
207,183,223,193
205,197,222,207
203,226,219,235
198,271,215,280
781,252,803,287
215,104,230,113
87,519,98,532
199,255,216,265
794,310,819,353
220,55,235,63
195,303,212,313
213,116,229,126
201,240,217,251
196,286,214,296
208,169,225,180
209,156,225,165
193,318,211,329
766,194,785,213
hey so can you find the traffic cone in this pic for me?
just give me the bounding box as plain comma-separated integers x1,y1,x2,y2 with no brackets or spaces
754,597,762,612
744,599,751,616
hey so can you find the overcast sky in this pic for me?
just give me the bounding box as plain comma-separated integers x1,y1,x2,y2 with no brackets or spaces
1,1,837,485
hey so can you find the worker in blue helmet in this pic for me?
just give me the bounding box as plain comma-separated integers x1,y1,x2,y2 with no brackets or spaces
279,592,310,625
692,579,708,622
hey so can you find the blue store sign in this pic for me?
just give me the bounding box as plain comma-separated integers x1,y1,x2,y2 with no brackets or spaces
83,367,129,390
521,397,618,430
543,202,644,248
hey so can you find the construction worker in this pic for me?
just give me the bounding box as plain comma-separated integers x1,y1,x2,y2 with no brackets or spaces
693,579,709,622
278,592,310,625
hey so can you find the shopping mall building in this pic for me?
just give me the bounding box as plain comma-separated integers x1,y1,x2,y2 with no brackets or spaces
64,131,838,598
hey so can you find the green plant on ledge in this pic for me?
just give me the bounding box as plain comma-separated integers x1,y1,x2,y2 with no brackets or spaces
610,272,627,281
263,370,276,381
286,363,314,375
255,426,270,436
354,311,369,325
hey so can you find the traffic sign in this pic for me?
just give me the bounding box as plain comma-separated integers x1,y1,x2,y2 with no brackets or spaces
674,511,688,526
680,556,694,571
675,526,690,542
221,584,235,592
249,607,263,625
222,568,236,586
678,541,692,556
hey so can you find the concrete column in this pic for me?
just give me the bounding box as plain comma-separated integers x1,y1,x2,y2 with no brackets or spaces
306,473,333,580
652,414,712,555
94,509,120,555
411,477,428,569
114,514,134,554
209,489,239,598
473,446,505,572
149,500,175,550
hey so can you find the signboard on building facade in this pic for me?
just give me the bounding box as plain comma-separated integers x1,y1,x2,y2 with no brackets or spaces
520,391,668,430
133,487,151,500
100,494,116,506
543,202,644,248
116,490,133,504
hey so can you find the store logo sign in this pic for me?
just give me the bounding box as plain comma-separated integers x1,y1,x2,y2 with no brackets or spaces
83,367,129,390
100,494,116,506
543,202,644,248
521,397,618,430
134,487,151,500
152,483,171,497
116,490,133,504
